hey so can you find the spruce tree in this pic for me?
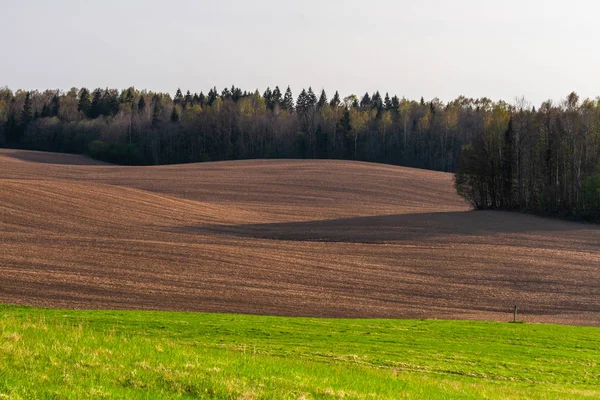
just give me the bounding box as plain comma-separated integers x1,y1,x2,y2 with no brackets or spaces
198,92,206,107
317,89,328,110
184,90,192,106
384,93,393,110
307,87,317,108
207,87,218,106
173,88,183,105
371,91,382,110
231,86,243,102
78,88,92,117
391,95,400,111
221,87,231,100
329,91,341,108
296,89,308,114
282,86,294,112
103,88,119,116
272,86,282,108
263,87,273,110
360,92,371,109
192,93,200,105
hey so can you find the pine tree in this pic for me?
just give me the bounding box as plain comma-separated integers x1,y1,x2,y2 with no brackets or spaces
207,87,218,106
184,90,192,106
221,87,231,100
198,92,206,107
296,89,308,114
103,88,119,116
307,87,317,108
232,86,243,102
329,91,341,108
317,89,328,110
391,95,400,112
78,88,92,117
360,92,371,109
192,93,200,105
282,86,294,112
263,87,273,110
384,93,393,110
371,91,382,110
173,88,183,105
272,86,282,108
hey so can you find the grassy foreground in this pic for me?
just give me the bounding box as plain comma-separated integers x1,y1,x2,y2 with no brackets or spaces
0,305,599,399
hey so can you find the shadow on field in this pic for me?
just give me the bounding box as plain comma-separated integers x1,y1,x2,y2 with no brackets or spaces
179,210,600,243
1,150,109,165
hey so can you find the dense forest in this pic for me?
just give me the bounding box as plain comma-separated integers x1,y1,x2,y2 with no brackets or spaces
0,86,599,220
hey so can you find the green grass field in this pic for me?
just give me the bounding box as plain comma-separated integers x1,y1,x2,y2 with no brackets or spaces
0,305,599,399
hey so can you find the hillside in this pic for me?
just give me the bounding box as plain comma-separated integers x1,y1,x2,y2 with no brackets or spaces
1,149,600,325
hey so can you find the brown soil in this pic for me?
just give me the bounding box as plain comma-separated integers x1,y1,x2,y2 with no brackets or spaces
1,149,599,326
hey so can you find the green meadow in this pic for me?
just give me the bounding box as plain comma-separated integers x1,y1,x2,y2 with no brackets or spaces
0,304,598,399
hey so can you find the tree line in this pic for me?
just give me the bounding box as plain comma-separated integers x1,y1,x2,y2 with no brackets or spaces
0,86,599,220
0,85,475,170
455,92,600,221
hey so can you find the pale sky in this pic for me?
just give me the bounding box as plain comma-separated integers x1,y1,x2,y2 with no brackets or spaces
2,0,599,105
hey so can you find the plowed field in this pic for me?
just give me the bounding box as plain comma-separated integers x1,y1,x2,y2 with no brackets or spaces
1,149,599,325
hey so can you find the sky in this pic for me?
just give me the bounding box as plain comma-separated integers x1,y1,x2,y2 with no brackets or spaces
1,0,599,105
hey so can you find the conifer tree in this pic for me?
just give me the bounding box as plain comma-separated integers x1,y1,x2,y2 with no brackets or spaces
192,93,200,105
307,87,317,108
231,86,243,102
391,95,400,111
77,88,92,117
317,89,328,110
282,86,294,112
360,92,371,109
371,91,383,110
384,93,393,110
184,90,192,106
263,87,273,110
272,86,282,108
329,91,341,108
221,87,231,100
207,87,218,106
296,89,308,114
173,88,183,105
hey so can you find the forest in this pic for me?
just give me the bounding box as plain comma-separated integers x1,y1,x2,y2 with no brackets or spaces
1,86,599,220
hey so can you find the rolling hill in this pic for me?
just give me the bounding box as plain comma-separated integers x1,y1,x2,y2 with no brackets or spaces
1,149,599,325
